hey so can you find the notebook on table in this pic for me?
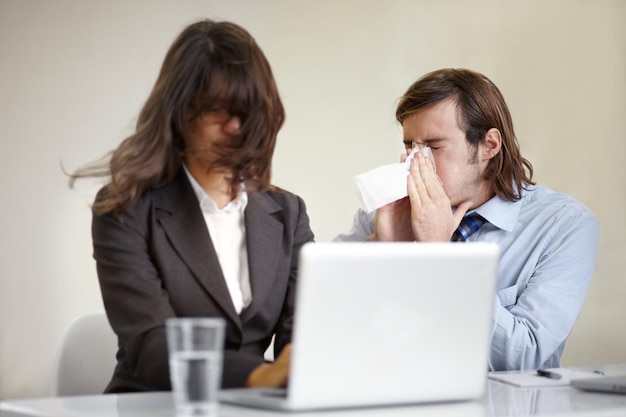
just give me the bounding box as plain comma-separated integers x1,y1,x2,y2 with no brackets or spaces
220,241,500,411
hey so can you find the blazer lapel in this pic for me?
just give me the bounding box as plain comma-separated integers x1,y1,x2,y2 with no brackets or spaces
153,169,241,328
240,193,283,323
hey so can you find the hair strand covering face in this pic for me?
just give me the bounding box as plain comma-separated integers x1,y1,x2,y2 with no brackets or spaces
69,19,285,216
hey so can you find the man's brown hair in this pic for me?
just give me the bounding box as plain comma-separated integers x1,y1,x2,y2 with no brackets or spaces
396,68,534,201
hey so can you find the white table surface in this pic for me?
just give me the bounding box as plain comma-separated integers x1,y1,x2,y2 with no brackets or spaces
2,365,626,417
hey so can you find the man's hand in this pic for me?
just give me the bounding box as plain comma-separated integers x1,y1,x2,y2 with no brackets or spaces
246,344,291,388
372,197,415,241
407,152,472,241
371,152,415,241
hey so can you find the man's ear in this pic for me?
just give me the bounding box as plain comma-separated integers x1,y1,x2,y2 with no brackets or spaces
481,128,502,161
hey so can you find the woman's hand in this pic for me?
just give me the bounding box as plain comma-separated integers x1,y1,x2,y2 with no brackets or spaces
246,344,292,388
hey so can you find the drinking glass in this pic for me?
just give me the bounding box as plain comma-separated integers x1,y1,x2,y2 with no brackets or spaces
166,317,225,416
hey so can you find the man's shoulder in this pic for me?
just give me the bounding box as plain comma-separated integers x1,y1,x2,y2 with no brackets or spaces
521,184,597,222
522,184,585,204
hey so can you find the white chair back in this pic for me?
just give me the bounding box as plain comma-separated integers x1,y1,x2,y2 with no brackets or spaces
51,311,117,396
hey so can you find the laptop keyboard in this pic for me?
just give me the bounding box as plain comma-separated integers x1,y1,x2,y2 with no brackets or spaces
259,388,287,398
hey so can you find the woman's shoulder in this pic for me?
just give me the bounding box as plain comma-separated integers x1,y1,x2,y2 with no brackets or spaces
249,185,308,214
92,183,159,222
265,185,306,203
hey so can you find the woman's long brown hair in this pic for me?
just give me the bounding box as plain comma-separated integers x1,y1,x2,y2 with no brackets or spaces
69,20,285,215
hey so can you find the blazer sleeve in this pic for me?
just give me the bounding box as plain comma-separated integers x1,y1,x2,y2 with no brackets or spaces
93,195,175,391
272,193,315,358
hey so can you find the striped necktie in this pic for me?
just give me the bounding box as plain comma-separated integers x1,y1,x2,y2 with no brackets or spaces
451,213,486,242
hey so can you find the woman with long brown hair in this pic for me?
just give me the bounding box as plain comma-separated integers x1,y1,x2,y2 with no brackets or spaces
70,19,313,392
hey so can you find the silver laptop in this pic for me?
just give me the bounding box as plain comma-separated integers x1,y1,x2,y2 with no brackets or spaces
572,376,626,394
220,241,500,411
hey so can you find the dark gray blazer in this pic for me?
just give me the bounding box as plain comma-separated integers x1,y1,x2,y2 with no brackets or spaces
92,168,315,392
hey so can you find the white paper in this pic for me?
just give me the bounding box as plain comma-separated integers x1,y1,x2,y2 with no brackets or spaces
354,147,434,213
488,368,604,388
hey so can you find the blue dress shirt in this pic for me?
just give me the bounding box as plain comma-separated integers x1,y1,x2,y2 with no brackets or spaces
333,184,600,371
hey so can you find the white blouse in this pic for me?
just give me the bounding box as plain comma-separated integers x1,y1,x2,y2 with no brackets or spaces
183,165,252,314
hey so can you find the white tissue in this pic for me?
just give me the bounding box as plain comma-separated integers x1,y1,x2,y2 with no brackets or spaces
354,147,434,213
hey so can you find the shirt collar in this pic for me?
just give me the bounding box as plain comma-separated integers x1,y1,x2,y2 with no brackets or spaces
183,164,248,214
471,188,526,233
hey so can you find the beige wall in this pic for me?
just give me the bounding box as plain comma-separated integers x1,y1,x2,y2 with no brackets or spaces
0,0,624,399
